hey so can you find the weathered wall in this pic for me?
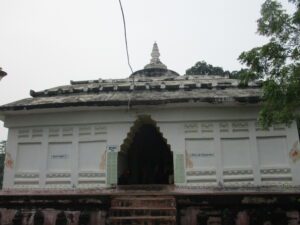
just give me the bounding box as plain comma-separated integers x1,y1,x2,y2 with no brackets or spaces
0,193,109,225
0,209,107,225
2,207,299,225
177,194,300,225
2,105,300,189
179,208,300,225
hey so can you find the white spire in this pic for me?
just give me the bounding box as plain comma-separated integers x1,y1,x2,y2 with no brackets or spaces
144,42,167,69
150,42,160,63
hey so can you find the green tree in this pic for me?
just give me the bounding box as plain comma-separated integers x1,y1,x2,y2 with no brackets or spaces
239,0,300,127
230,69,250,80
186,61,231,76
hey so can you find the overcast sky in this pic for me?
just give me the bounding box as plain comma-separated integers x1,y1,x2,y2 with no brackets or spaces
0,0,293,140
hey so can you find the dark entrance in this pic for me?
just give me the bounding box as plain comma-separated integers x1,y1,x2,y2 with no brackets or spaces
118,123,174,185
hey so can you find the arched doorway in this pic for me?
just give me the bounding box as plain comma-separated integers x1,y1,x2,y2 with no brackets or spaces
118,116,174,185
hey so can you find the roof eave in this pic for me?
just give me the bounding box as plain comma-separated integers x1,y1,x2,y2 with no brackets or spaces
0,97,261,114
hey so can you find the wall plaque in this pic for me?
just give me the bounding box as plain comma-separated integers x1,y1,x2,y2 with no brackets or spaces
107,145,119,152
191,153,214,157
51,154,68,159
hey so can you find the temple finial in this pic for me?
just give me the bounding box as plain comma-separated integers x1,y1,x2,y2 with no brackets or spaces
151,42,160,63
144,42,167,69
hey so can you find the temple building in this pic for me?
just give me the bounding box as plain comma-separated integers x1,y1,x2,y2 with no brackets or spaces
0,43,299,225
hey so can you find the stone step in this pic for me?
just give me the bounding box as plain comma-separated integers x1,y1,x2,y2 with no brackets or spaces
109,208,176,217
110,207,176,210
111,197,175,202
113,196,174,200
108,195,177,225
108,220,176,225
111,196,176,208
109,216,176,220
108,215,176,223
111,202,175,207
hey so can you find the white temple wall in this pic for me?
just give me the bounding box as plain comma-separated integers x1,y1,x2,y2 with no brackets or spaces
3,124,109,189
2,105,300,189
182,120,300,186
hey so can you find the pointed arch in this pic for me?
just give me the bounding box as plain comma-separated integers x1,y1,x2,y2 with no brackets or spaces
118,115,174,185
120,115,171,153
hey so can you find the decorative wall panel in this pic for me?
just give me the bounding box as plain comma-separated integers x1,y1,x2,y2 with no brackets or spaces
79,141,106,171
17,129,30,138
221,138,252,168
62,127,73,137
219,122,229,133
16,143,42,172
257,137,288,167
49,128,60,137
14,172,40,188
232,121,249,132
94,125,107,135
45,172,72,188
79,126,92,136
201,123,213,133
186,170,217,186
184,123,198,133
15,143,42,188
32,128,43,138
185,139,215,169
47,143,72,172
257,136,292,185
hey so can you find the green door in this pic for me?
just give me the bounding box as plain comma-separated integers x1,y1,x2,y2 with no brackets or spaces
174,153,185,184
106,151,118,185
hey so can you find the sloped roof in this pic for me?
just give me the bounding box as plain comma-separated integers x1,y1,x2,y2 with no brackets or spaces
0,75,262,111
0,44,263,112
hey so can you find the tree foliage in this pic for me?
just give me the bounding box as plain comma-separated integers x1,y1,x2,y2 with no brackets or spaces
186,60,248,80
239,0,300,127
186,61,231,76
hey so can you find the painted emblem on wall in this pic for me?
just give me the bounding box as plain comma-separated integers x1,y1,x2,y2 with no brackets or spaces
185,150,193,169
99,151,107,170
289,141,300,163
5,153,14,169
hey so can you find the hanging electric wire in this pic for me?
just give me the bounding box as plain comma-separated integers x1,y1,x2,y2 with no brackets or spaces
118,0,134,75
118,0,135,110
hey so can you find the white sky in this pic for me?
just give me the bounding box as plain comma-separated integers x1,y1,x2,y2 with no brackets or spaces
0,0,293,140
